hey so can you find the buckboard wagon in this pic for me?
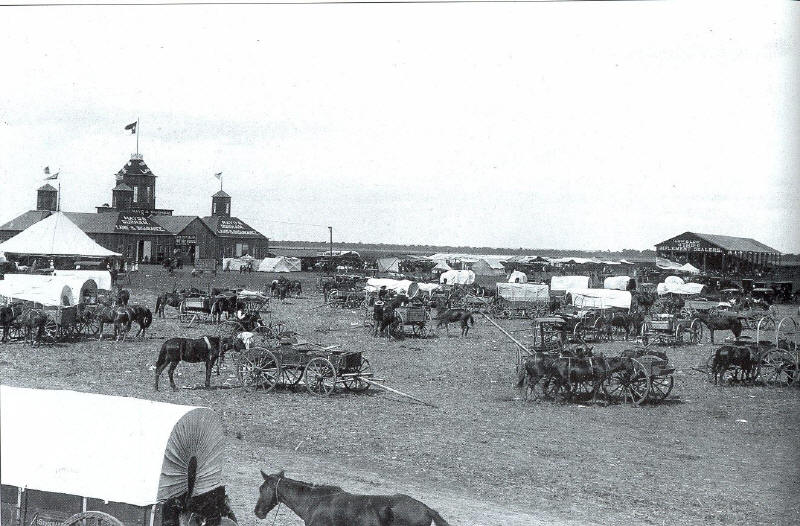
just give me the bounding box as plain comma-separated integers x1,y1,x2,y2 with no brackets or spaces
1,385,235,526
641,314,701,346
233,340,374,396
387,304,432,338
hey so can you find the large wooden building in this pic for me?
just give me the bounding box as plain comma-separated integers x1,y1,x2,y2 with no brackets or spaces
0,153,269,264
655,231,781,275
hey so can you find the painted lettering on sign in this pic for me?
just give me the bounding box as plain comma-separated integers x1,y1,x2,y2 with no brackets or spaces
217,219,259,237
29,511,69,526
176,235,196,244
115,215,167,233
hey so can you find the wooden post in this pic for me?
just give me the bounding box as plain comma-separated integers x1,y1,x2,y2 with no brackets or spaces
480,312,532,356
360,378,437,408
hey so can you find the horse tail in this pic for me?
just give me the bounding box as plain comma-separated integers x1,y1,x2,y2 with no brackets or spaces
428,507,451,526
468,313,474,326
515,364,529,388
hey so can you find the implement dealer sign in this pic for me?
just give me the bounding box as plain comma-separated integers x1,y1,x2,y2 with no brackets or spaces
115,214,168,233
217,218,260,237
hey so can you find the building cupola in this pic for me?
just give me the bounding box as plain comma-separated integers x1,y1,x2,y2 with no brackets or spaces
211,190,231,217
112,182,134,210
36,184,58,211
115,153,157,210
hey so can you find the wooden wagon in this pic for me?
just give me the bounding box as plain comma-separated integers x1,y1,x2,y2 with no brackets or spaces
233,340,374,396
641,313,701,346
491,282,550,319
1,385,235,526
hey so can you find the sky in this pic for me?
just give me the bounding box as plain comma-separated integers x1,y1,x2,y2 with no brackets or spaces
1,1,798,252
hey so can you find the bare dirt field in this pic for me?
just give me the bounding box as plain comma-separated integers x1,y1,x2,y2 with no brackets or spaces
2,268,799,526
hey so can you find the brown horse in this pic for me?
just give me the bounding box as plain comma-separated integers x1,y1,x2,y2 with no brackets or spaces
93,305,135,341
693,311,743,343
710,344,758,385
603,311,644,341
127,305,153,339
0,303,24,342
154,336,235,390
17,309,49,345
254,471,450,526
434,308,475,336
155,290,184,318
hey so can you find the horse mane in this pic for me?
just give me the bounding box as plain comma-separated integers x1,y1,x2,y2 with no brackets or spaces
281,475,343,495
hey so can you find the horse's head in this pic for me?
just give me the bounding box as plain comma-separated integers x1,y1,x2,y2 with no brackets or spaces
254,470,284,518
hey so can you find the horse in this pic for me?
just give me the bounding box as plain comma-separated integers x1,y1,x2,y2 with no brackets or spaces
17,309,49,345
516,351,560,400
127,305,153,339
710,344,758,385
693,311,743,344
210,294,237,323
155,290,184,318
0,302,24,343
161,458,236,526
546,353,628,403
376,295,409,337
290,280,302,298
93,305,135,341
154,336,235,390
115,288,130,306
254,470,451,526
271,279,289,300
603,311,644,341
434,308,475,336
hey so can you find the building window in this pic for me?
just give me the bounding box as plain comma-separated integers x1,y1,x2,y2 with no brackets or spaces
225,203,230,215
146,186,152,203
133,186,139,202
213,201,218,214
235,243,249,257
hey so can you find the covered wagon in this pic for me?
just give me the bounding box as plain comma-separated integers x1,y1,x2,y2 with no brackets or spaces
1,385,233,526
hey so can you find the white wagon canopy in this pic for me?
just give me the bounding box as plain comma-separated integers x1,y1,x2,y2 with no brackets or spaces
0,385,224,508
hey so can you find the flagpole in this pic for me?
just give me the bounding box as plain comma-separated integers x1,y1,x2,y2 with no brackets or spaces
57,181,61,211
136,117,140,154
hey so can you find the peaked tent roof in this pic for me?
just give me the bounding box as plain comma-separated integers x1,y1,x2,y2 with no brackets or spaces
0,212,120,257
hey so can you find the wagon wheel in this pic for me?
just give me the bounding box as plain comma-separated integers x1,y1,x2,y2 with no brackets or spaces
63,511,125,526
8,322,25,340
388,315,404,340
602,368,628,404
411,323,427,338
604,359,649,405
569,380,594,402
572,322,586,344
628,359,651,404
640,323,650,347
758,349,795,387
648,373,674,402
304,357,337,396
679,307,693,319
716,364,746,385
84,314,102,336
690,319,705,345
342,358,372,392
43,319,59,341
542,377,570,402
757,315,776,331
236,348,280,392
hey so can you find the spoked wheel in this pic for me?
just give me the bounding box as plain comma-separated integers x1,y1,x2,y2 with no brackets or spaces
216,320,244,339
342,358,372,392
542,377,570,402
758,349,796,387
627,359,651,404
648,374,674,401
63,511,124,526
86,316,102,336
388,316,404,340
305,357,337,396
688,320,702,344
8,323,25,340
604,359,649,405
602,369,628,404
568,380,595,402
43,320,59,342
572,322,586,343
236,348,280,392
279,365,304,388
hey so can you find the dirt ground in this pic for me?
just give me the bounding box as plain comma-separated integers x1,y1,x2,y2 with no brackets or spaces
2,268,799,526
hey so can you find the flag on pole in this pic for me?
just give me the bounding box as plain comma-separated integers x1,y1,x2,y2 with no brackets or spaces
124,121,137,134
214,172,223,180
44,171,59,181
44,166,50,175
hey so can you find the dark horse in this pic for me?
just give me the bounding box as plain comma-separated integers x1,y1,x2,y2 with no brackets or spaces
210,294,238,323
693,311,743,344
127,305,153,339
156,290,184,318
254,470,450,526
93,305,136,341
1,303,24,342
376,295,409,337
115,288,130,306
290,280,302,298
602,311,644,341
154,336,234,390
710,344,758,385
17,309,49,345
434,308,475,336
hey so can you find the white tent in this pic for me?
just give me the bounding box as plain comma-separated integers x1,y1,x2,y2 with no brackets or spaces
568,288,632,310
439,269,475,285
471,259,505,276
284,257,302,272
0,212,119,258
680,263,700,274
665,275,685,286
657,282,705,296
416,282,441,296
53,270,113,290
432,260,452,272
257,257,293,273
496,282,549,302
551,275,590,292
603,276,632,291
377,257,401,273
365,278,420,298
507,270,528,283
1,385,224,506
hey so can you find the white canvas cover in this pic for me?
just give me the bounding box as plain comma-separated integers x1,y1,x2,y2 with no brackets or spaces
664,275,685,286
0,212,119,257
365,278,420,298
377,257,401,273
568,288,632,310
257,257,292,272
551,275,590,292
0,279,73,307
507,270,528,283
471,259,504,275
496,282,549,302
0,385,223,507
439,269,475,285
53,270,113,291
657,282,705,296
680,263,700,274
416,282,441,296
603,276,632,291
656,257,684,271
0,274,98,306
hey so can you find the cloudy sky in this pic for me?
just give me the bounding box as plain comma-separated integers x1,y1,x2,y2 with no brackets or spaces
1,1,797,252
